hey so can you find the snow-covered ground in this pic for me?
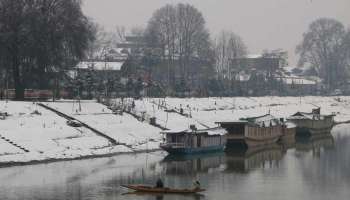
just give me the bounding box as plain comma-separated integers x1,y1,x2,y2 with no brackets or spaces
43,100,162,150
129,96,350,128
0,100,149,164
1,96,350,165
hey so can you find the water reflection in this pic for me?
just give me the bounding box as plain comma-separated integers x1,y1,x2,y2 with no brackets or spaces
122,192,204,200
225,144,285,173
162,152,225,175
295,133,335,154
0,126,350,200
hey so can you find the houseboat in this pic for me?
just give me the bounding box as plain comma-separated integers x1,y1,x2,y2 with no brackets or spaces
287,108,335,136
217,114,283,148
160,125,227,154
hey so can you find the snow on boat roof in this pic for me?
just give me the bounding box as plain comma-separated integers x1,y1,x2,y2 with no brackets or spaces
285,121,297,128
288,112,335,120
246,54,262,59
161,127,227,136
76,61,125,71
242,114,281,127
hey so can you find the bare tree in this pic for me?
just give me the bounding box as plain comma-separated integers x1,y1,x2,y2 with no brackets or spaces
145,3,211,88
296,18,349,89
87,25,121,61
214,30,247,80
145,4,177,87
115,25,126,42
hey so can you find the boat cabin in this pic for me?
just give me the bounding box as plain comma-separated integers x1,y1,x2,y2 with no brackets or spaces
288,111,334,127
160,126,227,154
216,114,283,147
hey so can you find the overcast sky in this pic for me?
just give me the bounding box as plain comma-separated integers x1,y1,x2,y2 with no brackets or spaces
82,0,350,66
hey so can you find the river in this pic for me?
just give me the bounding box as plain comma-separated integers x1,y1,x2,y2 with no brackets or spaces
0,124,350,200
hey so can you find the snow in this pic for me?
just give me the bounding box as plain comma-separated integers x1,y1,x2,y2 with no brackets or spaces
44,100,162,149
246,54,262,59
278,76,317,85
206,127,227,136
0,101,133,164
285,121,297,128
0,140,23,155
76,61,125,71
243,114,281,127
1,96,350,165
129,96,348,129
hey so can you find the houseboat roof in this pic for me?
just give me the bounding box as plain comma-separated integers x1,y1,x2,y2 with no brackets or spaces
215,121,248,125
241,114,282,127
288,112,335,120
161,127,227,136
217,114,282,127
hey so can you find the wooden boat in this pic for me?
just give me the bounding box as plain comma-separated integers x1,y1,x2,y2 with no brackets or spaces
121,184,205,194
287,108,335,136
217,114,283,148
160,126,227,155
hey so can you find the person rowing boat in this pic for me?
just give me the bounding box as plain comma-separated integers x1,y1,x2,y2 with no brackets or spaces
156,178,164,188
121,183,205,194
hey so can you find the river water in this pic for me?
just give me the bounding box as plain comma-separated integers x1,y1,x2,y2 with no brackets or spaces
0,124,350,200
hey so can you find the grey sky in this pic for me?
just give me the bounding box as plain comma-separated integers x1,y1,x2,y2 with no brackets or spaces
82,0,350,66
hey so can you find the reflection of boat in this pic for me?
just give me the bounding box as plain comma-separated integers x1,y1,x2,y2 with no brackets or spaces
288,108,335,136
280,121,297,149
217,114,283,148
121,184,205,194
162,152,225,175
225,144,284,173
295,134,335,152
163,151,225,162
160,126,226,154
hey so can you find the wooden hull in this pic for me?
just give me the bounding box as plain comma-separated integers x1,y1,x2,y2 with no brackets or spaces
121,185,205,194
226,136,280,148
245,136,280,148
296,126,333,136
289,117,334,137
160,145,225,155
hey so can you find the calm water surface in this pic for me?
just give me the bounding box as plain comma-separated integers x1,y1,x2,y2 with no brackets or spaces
1,125,350,200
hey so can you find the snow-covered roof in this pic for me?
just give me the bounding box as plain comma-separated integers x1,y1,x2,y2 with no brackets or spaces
288,112,314,120
161,127,227,136
246,54,262,59
284,121,297,128
288,112,334,120
76,61,125,71
278,76,317,85
243,114,281,127
235,72,251,81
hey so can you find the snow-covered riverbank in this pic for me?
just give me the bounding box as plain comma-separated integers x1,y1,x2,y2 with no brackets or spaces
0,100,161,166
1,96,350,166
